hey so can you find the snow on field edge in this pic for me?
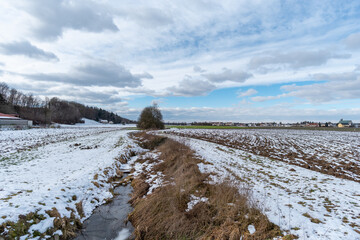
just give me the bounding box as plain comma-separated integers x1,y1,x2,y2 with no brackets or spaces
0,128,141,238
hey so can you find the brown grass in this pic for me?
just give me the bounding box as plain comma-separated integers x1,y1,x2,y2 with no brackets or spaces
131,131,166,150
128,133,284,240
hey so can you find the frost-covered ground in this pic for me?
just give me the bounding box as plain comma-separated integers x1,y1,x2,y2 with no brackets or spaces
0,127,124,163
164,129,360,182
163,132,360,240
0,127,139,239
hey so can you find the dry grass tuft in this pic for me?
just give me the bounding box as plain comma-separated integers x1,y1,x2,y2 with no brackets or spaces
75,201,85,218
128,133,283,240
129,174,150,205
131,132,166,150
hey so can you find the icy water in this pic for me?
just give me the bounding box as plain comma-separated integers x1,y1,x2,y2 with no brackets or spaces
74,182,134,240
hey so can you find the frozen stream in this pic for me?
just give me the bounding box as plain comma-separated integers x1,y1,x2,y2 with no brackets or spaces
74,180,134,240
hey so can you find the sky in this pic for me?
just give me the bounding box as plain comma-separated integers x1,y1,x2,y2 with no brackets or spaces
0,0,360,122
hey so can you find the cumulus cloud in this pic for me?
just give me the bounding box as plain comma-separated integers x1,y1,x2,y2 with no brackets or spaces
24,61,144,88
202,68,252,83
344,33,360,49
249,50,351,70
237,88,258,97
24,0,118,40
167,76,216,96
0,41,58,61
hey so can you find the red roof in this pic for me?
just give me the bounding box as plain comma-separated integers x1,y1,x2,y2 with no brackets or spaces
0,113,20,119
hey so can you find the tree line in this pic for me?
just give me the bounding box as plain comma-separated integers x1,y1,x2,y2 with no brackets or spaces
0,82,133,125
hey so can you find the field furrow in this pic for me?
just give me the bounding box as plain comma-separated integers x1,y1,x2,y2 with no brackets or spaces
164,129,360,182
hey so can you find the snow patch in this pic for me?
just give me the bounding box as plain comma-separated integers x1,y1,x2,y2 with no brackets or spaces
186,195,209,212
248,224,256,234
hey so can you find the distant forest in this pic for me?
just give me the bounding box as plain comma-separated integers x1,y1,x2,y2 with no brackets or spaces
0,82,133,125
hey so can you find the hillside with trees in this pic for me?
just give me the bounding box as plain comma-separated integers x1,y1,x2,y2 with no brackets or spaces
0,82,133,125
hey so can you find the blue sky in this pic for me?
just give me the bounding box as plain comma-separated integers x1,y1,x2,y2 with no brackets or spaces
0,0,360,122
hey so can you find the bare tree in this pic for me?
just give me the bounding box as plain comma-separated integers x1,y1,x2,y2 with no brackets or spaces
137,104,165,130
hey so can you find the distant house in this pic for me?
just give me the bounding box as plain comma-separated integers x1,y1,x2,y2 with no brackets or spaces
99,119,108,124
337,119,353,128
0,113,33,130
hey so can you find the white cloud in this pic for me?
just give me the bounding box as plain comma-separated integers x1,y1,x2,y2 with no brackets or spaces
119,7,173,28
281,77,360,103
167,76,216,96
0,41,58,61
22,0,118,41
202,68,252,83
134,72,154,79
311,72,358,81
23,61,146,88
237,88,258,97
249,50,351,71
344,32,360,49
193,65,206,73
251,95,283,102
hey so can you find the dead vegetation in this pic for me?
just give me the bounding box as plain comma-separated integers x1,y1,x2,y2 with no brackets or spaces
0,208,82,240
128,132,290,240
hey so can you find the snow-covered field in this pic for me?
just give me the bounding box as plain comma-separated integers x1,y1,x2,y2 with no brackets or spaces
162,130,360,240
0,126,139,239
164,129,360,182
0,128,121,164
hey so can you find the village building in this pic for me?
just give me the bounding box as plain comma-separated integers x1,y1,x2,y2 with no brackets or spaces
337,119,353,128
0,113,33,130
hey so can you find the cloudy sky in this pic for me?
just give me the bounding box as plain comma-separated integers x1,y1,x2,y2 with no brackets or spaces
0,0,360,122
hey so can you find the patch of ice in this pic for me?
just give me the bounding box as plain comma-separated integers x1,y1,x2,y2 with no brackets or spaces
113,228,131,240
248,224,256,234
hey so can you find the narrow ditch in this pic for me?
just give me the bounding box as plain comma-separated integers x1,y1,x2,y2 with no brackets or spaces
73,174,134,240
